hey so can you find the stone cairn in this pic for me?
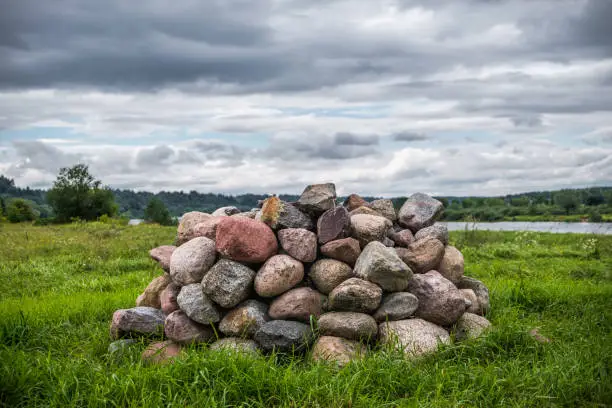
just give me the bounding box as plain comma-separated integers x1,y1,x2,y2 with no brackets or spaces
110,183,492,365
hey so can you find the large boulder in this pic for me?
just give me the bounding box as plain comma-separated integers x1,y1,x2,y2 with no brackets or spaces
110,307,165,339
212,206,241,217
177,211,212,245
142,341,182,365
294,183,337,216
260,197,314,230
169,237,216,285
389,229,414,248
454,313,492,341
317,312,377,341
308,259,353,294
343,194,368,212
372,292,419,322
269,287,325,322
437,246,464,284
378,318,450,358
149,245,176,272
187,217,224,241
354,241,413,292
254,320,314,353
164,310,215,344
414,224,449,245
398,193,444,232
328,278,382,313
407,271,469,326
176,284,221,325
311,336,366,366
255,255,304,297
458,276,490,315
201,259,255,308
350,214,393,248
209,338,259,355
219,299,269,338
319,237,361,266
215,217,278,263
136,274,170,309
395,237,445,274
369,199,397,222
278,228,317,263
317,206,351,244
160,283,181,315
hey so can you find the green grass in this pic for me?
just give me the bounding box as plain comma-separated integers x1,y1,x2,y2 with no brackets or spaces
1,223,611,407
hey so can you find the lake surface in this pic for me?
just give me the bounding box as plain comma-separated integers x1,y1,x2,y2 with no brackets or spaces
443,222,612,235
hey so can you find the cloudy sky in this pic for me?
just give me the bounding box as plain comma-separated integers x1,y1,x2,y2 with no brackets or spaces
0,0,611,196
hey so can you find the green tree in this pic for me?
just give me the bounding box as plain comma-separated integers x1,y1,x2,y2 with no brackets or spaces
511,196,530,207
555,191,580,215
6,199,38,223
144,197,174,226
47,164,117,223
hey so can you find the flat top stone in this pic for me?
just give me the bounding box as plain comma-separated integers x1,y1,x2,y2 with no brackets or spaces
398,193,444,232
295,183,337,215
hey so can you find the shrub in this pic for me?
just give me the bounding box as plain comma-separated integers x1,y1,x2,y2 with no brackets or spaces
6,199,38,223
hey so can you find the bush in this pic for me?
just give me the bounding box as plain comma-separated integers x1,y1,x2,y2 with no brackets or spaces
589,210,603,223
6,199,38,223
144,197,175,226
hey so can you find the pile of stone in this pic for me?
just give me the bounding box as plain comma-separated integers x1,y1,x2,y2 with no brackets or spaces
110,183,492,365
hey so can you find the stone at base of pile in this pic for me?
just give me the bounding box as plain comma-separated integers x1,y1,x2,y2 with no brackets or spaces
110,183,493,366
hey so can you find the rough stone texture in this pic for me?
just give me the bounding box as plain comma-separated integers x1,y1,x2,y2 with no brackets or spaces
219,300,269,338
460,289,480,314
369,199,397,222
164,310,215,344
209,338,259,354
169,237,216,285
149,245,176,272
395,237,445,274
414,224,449,245
383,237,395,248
260,197,314,230
317,312,377,341
269,287,325,322
350,214,393,248
212,206,241,217
176,284,221,324
232,209,259,219
136,274,170,309
215,217,278,263
108,339,136,355
328,278,382,313
110,307,165,339
308,259,353,295
294,183,337,216
349,206,381,217
372,292,419,322
454,313,492,341
160,283,181,315
458,276,490,315
390,229,415,248
354,241,413,292
254,320,314,353
278,228,318,262
343,194,368,212
437,246,465,285
317,206,351,244
177,211,212,245
188,217,224,241
142,341,182,364
319,238,361,266
407,271,469,326
378,319,450,358
398,193,444,233
255,255,304,297
201,259,255,308
311,336,366,366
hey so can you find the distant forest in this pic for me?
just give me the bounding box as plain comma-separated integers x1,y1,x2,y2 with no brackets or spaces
1,175,611,222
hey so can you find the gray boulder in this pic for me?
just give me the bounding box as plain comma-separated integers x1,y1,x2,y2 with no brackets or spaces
407,271,469,326
317,206,351,244
458,276,490,315
209,338,259,355
317,312,377,341
212,206,241,217
219,299,269,338
378,318,450,358
201,259,255,308
260,197,314,230
454,313,492,341
308,259,354,295
460,289,481,314
369,199,397,222
437,246,464,285
294,183,337,216
372,292,419,322
149,245,176,272
255,255,304,297
354,241,413,292
164,310,215,344
176,284,221,325
398,193,444,232
278,228,318,263
350,214,393,248
254,320,315,353
169,237,216,286
110,307,165,339
414,224,449,245
328,278,382,313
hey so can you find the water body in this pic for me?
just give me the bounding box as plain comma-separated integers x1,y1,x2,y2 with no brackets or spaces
443,222,612,235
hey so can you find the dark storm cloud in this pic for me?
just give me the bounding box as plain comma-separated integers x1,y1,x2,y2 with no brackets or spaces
334,133,379,146
392,132,429,142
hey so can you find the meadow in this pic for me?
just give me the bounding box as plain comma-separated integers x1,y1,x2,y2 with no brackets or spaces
0,222,610,407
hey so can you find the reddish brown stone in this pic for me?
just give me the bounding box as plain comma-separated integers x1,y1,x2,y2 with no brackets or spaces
343,194,368,211
176,211,212,245
317,206,350,244
160,283,181,315
395,237,445,273
278,228,317,262
149,245,176,272
136,274,170,309
189,217,224,241
142,341,182,364
390,229,415,248
320,237,361,266
215,217,278,263
268,287,326,322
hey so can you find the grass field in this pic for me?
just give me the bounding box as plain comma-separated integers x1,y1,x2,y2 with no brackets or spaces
0,222,611,407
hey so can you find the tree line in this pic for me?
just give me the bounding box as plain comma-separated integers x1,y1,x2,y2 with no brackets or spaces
1,165,611,224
